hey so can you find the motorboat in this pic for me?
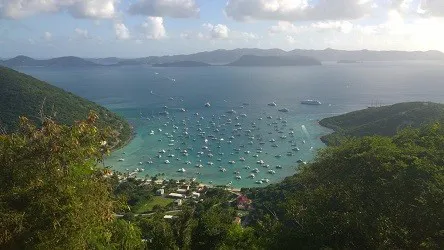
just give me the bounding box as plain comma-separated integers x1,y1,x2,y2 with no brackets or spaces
301,100,322,105
268,102,277,107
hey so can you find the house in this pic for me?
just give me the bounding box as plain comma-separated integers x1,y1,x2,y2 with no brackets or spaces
154,179,164,185
174,199,183,206
164,215,175,219
176,188,187,194
156,189,165,196
181,185,190,191
168,193,185,199
236,195,252,210
191,192,201,199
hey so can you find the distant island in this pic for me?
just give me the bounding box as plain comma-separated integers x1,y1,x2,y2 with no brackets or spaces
152,61,211,67
226,55,321,67
337,60,361,63
4,48,444,68
319,102,444,145
0,55,100,67
0,66,131,148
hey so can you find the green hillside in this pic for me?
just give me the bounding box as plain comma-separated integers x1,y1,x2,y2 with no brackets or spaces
0,66,131,148
319,102,444,145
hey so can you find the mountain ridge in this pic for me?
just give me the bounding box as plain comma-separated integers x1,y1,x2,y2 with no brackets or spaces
3,48,443,67
0,55,100,67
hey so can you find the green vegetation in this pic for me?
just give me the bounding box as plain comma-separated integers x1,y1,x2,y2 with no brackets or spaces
1,105,442,249
0,113,134,249
134,196,174,213
320,102,444,145
247,122,444,249
0,66,130,148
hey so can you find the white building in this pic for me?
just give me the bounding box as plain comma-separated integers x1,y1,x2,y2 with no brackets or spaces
168,193,185,199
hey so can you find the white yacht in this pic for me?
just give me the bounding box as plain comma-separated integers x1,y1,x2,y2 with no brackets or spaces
205,102,211,107
177,168,186,172
301,100,322,105
268,102,277,107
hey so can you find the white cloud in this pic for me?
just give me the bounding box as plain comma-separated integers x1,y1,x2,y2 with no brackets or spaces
419,0,444,17
270,20,354,35
129,0,199,18
225,0,373,21
114,22,130,40
0,0,117,19
43,31,52,41
68,0,117,19
141,17,166,40
312,21,354,34
203,23,230,39
75,28,90,39
269,21,301,34
286,35,296,44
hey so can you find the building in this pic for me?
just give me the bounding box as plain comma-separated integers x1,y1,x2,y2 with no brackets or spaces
168,193,185,199
191,192,201,199
154,179,164,185
164,215,175,219
174,199,183,206
236,195,252,210
156,188,165,196
176,188,187,194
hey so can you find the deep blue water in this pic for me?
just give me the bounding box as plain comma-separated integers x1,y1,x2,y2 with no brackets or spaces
18,61,444,187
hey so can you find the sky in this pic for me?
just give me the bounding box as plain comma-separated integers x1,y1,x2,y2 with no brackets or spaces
0,0,443,58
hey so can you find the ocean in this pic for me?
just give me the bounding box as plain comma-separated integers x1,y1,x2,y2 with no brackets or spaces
19,61,444,187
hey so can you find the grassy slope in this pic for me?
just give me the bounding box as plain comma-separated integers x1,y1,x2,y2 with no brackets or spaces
319,102,444,145
0,66,131,148
134,197,174,213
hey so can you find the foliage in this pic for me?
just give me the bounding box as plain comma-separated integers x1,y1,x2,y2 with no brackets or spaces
0,113,118,248
113,178,152,207
137,216,176,249
107,219,144,250
190,206,237,250
320,102,444,145
250,123,444,249
0,66,131,148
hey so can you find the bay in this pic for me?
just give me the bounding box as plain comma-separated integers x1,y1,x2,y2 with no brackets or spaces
19,61,444,187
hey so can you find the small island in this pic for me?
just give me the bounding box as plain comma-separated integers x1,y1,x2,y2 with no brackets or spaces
226,55,321,67
337,60,362,63
152,61,211,67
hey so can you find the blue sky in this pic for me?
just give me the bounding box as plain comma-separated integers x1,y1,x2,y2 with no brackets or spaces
1,0,443,58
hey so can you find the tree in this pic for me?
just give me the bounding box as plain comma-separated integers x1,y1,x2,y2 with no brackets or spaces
0,113,115,248
107,219,143,250
137,216,176,249
252,123,444,249
191,206,236,250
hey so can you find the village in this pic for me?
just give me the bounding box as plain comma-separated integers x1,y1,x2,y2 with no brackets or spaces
107,170,253,225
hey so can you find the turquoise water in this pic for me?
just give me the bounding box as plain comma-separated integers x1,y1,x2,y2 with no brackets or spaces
19,61,444,187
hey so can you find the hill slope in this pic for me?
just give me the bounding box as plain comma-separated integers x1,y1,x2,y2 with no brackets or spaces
227,55,321,66
152,61,211,67
0,66,130,148
98,48,444,65
1,56,99,67
319,102,444,145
